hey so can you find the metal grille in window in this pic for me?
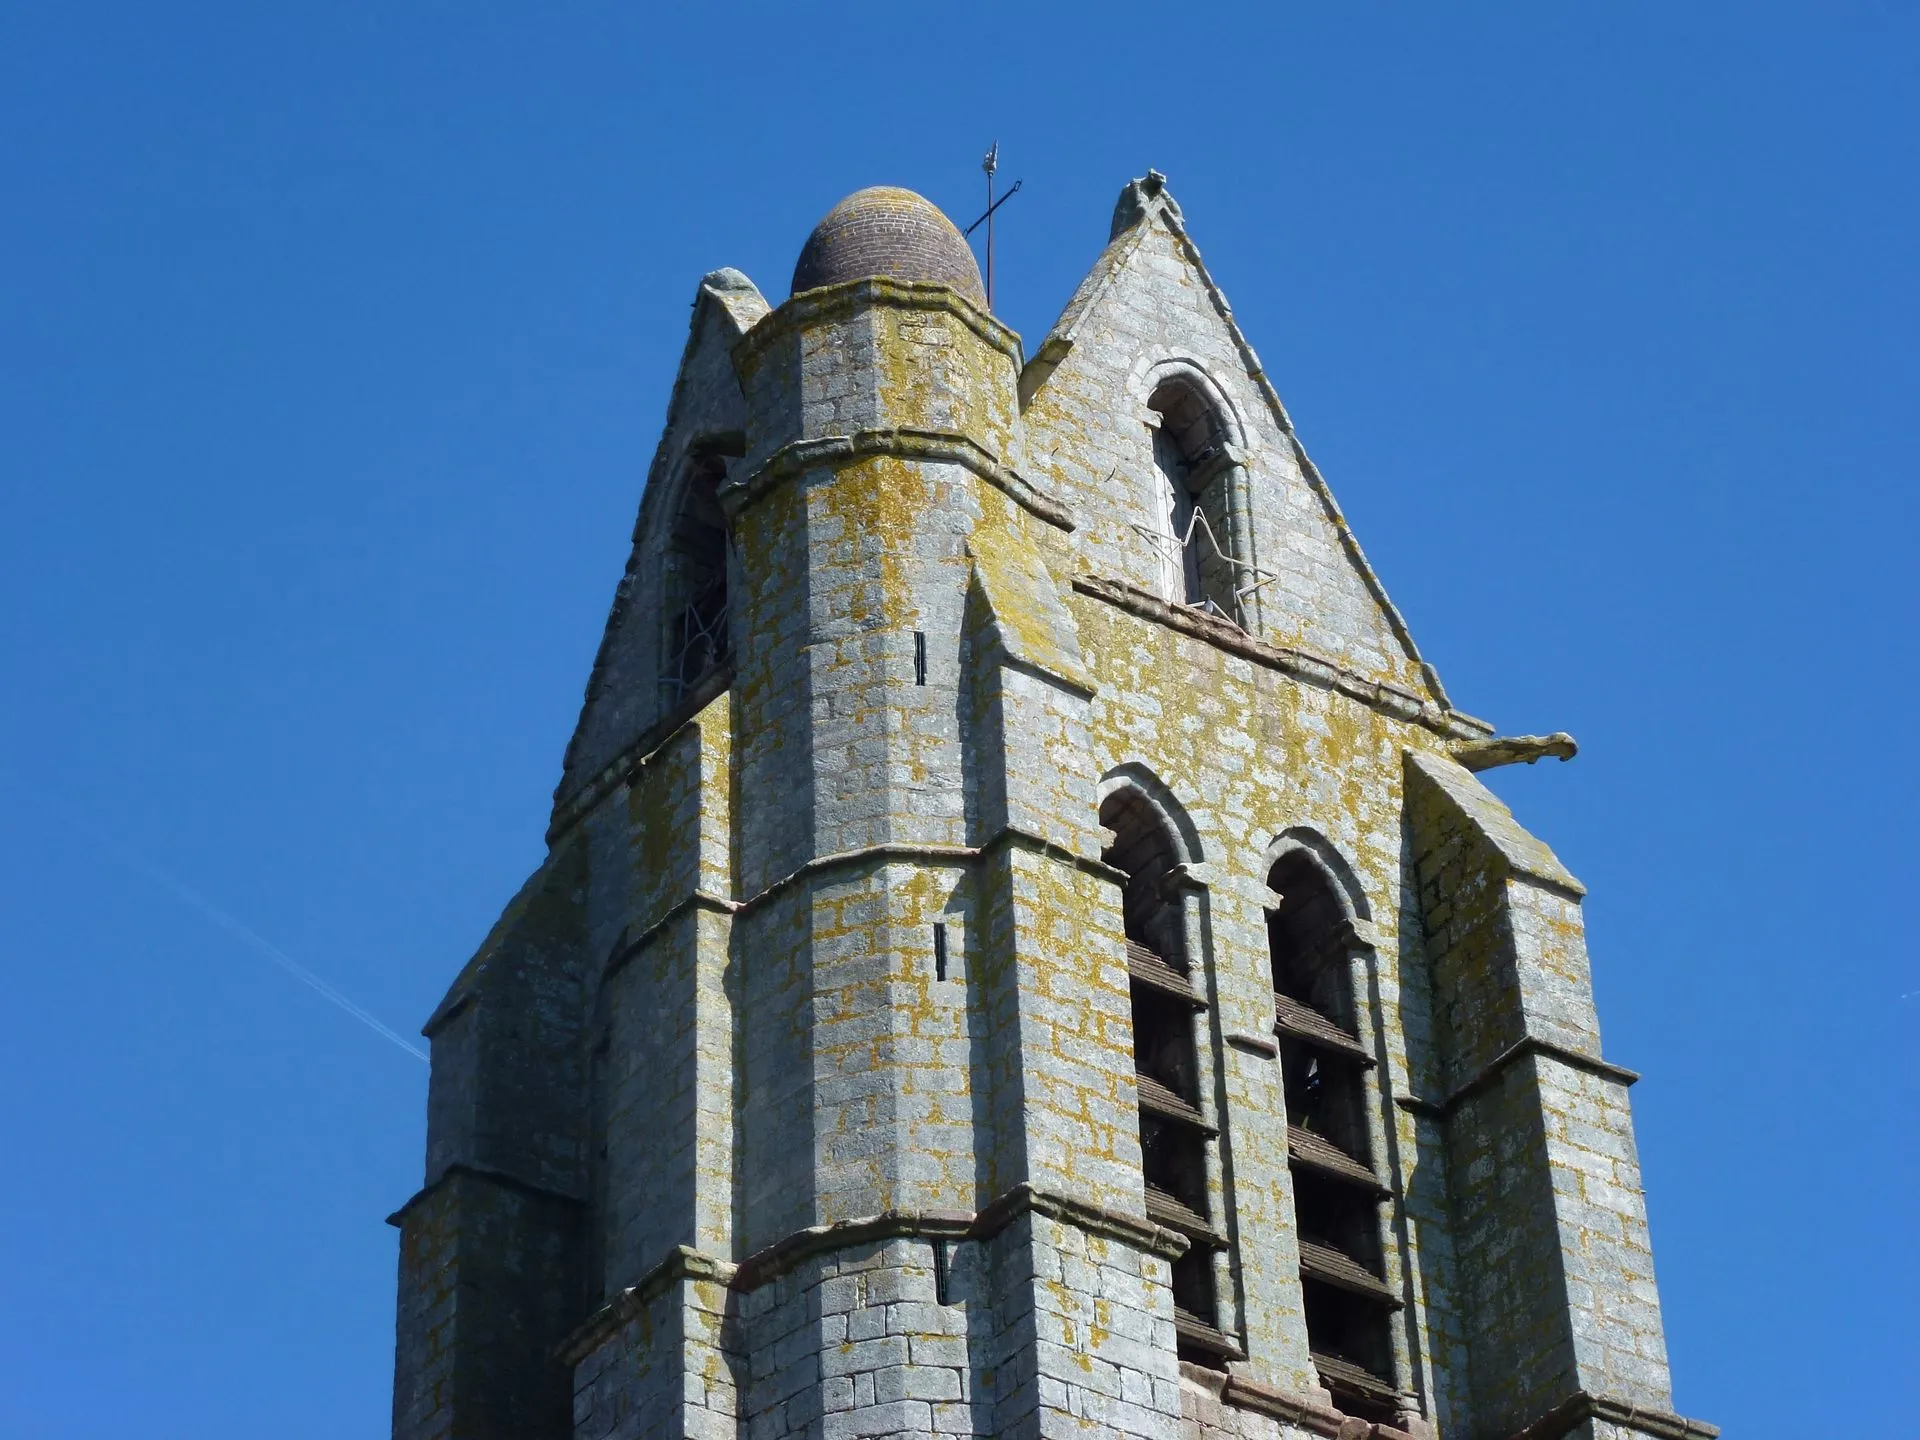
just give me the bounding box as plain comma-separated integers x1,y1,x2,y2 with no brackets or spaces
663,574,729,702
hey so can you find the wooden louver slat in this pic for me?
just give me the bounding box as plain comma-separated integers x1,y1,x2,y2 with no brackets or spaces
1127,939,1203,1006
1311,1350,1402,1405
1272,990,1375,1064
1173,1306,1242,1357
1286,1125,1389,1195
1134,1071,1213,1131
1144,1184,1220,1244
1297,1240,1400,1306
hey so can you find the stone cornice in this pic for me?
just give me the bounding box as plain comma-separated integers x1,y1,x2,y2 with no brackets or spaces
555,1245,736,1368
721,426,1075,532
735,276,1023,372
1506,1390,1719,1440
556,1184,1189,1366
1216,1373,1348,1436
1072,575,1493,742
600,889,739,987
729,826,1123,924
547,662,731,846
385,1161,584,1230
1397,1036,1641,1121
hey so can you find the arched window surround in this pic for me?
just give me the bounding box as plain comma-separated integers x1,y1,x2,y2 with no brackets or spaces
1131,358,1263,631
1263,829,1416,1424
1098,768,1242,1365
657,448,735,705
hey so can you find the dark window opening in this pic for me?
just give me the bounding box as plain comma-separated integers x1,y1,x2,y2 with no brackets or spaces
1101,786,1235,1366
1148,379,1239,621
660,457,731,702
914,630,927,685
933,922,949,982
1302,1282,1401,1422
1270,849,1397,1397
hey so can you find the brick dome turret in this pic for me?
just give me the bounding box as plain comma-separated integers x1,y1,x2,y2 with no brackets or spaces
791,187,985,305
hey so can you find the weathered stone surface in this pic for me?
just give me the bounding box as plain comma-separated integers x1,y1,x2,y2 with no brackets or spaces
386,179,1713,1440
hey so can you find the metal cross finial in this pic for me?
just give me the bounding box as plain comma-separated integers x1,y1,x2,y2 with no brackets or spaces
968,143,1021,311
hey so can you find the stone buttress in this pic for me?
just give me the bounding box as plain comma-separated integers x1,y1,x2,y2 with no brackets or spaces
386,180,1717,1440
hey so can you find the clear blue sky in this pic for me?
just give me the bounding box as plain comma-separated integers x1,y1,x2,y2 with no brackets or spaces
1,4,1912,1435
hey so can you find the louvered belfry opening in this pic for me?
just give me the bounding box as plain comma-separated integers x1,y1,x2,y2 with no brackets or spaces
1268,850,1402,1422
1101,788,1235,1366
660,456,731,702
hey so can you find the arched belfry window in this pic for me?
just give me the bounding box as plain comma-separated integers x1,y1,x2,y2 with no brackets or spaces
1101,785,1238,1365
1268,846,1402,1422
659,456,731,702
1148,378,1243,622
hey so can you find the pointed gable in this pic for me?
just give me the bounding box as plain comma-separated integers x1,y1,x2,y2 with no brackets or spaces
1022,173,1451,706
553,269,769,819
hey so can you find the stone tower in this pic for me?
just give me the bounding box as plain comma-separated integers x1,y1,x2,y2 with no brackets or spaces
387,176,1716,1440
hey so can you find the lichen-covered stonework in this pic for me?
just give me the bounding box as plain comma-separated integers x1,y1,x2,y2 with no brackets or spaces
387,175,1715,1440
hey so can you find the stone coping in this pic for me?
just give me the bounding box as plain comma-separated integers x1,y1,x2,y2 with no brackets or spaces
1506,1390,1719,1440
548,661,731,844
595,824,1127,986
720,425,1075,532
384,1161,583,1230
735,275,1022,372
1072,575,1493,743
555,1182,1190,1367
1396,1035,1641,1121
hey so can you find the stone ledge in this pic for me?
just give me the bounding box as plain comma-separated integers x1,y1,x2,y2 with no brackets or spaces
1397,1036,1641,1121
1072,575,1492,743
600,889,738,987
721,425,1074,532
547,662,731,845
1216,1372,1347,1436
555,1245,737,1368
975,1181,1190,1261
734,275,1023,372
385,1161,584,1230
731,825,1124,922
565,1182,1194,1361
732,1208,977,1292
1506,1390,1719,1440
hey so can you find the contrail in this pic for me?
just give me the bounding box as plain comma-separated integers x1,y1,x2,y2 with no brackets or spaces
137,862,429,1062
30,796,429,1063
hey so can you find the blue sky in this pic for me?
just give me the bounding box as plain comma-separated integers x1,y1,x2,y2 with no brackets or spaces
1,4,1912,1435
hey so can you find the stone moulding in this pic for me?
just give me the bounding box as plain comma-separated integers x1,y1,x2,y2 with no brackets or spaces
719,425,1076,532
1072,574,1494,743
553,1183,1189,1367
1214,1371,1349,1437
1395,1036,1642,1121
385,1160,584,1230
735,275,1024,372
554,1244,737,1369
1505,1390,1720,1440
547,661,731,845
596,824,1130,990
598,889,737,988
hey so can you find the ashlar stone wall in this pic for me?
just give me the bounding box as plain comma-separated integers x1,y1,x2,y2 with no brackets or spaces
387,173,1714,1440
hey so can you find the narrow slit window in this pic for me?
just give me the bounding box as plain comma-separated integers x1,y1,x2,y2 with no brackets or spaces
932,1238,951,1305
933,922,948,982
913,630,927,685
